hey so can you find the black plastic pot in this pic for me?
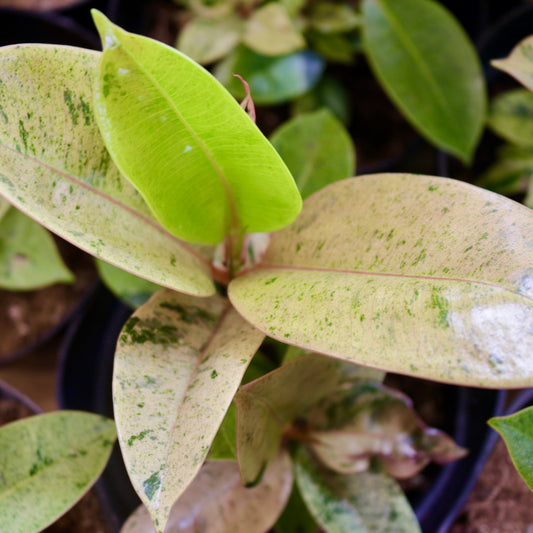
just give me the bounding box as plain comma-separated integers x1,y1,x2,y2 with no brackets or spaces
58,283,507,533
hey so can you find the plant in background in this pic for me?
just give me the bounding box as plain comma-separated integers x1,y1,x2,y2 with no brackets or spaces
1,10,533,533
176,0,486,163
467,32,533,496
0,199,73,291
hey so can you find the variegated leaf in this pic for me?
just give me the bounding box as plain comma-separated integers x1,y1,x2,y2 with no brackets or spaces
229,173,533,387
114,289,264,533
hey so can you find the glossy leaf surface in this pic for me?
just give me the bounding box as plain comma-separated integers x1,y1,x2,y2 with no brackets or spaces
270,109,355,198
93,12,301,245
0,411,116,533
489,89,533,147
114,289,264,532
0,44,214,296
361,0,486,162
96,259,160,308
230,174,533,387
243,3,305,56
0,207,73,289
176,15,243,64
235,353,383,483
216,46,325,104
294,446,421,533
120,453,292,533
492,35,533,91
489,406,533,490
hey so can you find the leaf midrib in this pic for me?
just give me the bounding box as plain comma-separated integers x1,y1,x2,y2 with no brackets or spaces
249,263,533,303
368,0,461,138
155,302,234,509
0,143,211,267
115,42,241,234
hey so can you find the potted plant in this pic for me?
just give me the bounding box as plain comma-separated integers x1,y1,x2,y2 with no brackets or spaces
1,8,533,533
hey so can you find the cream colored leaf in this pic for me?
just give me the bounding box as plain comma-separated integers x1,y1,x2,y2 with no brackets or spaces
243,4,305,56
229,173,533,387
0,44,214,296
492,35,533,91
114,289,264,533
120,453,292,533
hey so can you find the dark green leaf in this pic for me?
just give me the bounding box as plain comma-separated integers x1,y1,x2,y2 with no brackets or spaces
361,0,486,162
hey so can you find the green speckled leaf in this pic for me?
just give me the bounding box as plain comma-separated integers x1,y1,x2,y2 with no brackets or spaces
270,109,355,199
243,3,305,57
0,411,116,533
488,89,533,147
176,15,243,65
0,44,214,296
92,12,301,246
0,207,73,289
235,352,383,484
120,453,292,533
229,173,533,387
492,35,533,91
361,0,486,162
295,446,421,533
489,406,533,490
306,383,466,477
216,46,325,105
114,288,264,533
96,259,160,308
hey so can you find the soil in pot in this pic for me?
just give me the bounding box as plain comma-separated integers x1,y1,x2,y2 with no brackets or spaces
450,437,533,533
0,237,98,363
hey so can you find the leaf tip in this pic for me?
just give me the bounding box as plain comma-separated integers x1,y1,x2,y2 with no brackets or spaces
91,9,121,51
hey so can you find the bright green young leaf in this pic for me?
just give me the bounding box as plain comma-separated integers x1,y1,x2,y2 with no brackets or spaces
96,259,160,308
120,453,293,533
270,109,355,198
477,144,533,196
229,173,533,387
176,15,243,65
0,207,74,289
243,3,305,57
294,446,422,533
488,89,533,147
216,46,325,105
489,406,533,490
275,481,318,533
306,382,466,477
234,352,383,484
113,288,264,533
0,44,215,296
361,0,486,162
492,35,533,91
0,411,116,533
92,12,301,246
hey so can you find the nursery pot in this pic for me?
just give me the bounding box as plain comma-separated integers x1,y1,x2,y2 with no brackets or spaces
58,283,507,533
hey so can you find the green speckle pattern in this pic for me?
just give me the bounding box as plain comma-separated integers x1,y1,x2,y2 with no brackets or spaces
229,174,533,387
0,44,214,297
114,289,264,531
